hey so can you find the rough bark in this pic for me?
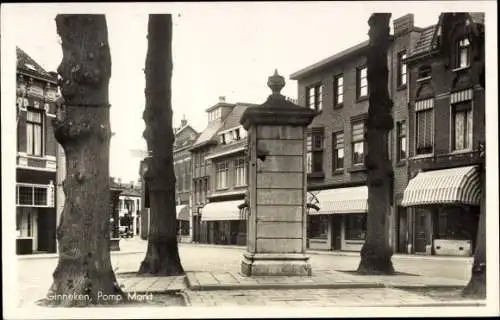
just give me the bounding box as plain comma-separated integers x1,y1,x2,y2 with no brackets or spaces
357,13,395,275
462,144,486,298
47,14,123,306
138,14,184,275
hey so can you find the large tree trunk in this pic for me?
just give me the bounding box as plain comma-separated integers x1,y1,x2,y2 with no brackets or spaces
138,14,184,275
462,146,486,298
47,14,123,306
357,13,395,275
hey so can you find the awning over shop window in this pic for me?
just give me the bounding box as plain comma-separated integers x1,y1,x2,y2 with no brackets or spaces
401,166,481,207
200,200,246,221
176,205,190,221
310,186,368,215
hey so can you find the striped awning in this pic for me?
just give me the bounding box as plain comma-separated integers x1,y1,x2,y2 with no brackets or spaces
200,200,246,221
309,186,368,215
450,88,473,104
401,166,481,207
176,205,190,221
415,98,434,111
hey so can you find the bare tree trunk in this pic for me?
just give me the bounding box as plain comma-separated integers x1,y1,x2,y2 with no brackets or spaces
462,145,486,298
138,14,184,275
47,14,123,306
357,13,395,275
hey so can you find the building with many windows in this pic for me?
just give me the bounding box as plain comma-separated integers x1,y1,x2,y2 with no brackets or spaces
189,97,256,245
290,14,422,253
15,47,59,254
401,12,485,256
173,118,198,242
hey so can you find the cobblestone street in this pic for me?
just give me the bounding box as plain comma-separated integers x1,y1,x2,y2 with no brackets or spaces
14,238,479,309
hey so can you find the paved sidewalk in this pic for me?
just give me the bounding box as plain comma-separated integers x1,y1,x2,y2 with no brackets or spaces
184,269,467,291
184,288,484,307
117,274,186,293
17,237,147,260
186,242,474,262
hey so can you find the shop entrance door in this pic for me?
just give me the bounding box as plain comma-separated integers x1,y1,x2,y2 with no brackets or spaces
414,209,428,253
332,215,342,250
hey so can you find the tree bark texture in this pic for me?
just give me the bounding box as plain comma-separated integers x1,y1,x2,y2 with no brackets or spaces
138,14,184,275
462,145,486,298
48,15,123,306
357,13,395,275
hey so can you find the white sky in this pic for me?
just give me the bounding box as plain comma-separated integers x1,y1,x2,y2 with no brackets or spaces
1,1,495,182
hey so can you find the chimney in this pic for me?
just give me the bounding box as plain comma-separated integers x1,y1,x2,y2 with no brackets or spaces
219,96,226,103
180,115,187,127
393,14,414,37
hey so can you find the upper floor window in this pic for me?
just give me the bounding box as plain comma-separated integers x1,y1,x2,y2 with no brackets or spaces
351,121,365,165
234,158,246,187
418,65,431,79
26,109,43,156
356,66,368,99
215,161,228,190
414,99,434,155
332,131,344,171
208,108,222,122
396,121,407,161
306,130,324,173
452,101,473,151
397,51,407,87
306,84,323,111
457,37,471,68
333,74,344,106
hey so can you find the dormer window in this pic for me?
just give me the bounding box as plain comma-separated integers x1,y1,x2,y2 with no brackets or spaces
457,37,470,68
418,65,431,79
219,134,226,145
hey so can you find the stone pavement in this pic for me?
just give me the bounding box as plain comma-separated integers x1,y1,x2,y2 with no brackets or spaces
185,269,467,291
118,275,186,293
17,241,482,309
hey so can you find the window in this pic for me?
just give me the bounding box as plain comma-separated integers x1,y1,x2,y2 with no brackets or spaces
457,38,471,68
351,121,365,165
306,84,323,111
235,128,241,141
219,134,226,145
397,121,407,161
452,102,473,151
418,65,431,79
334,74,344,106
26,109,43,156
356,66,368,98
16,183,50,207
397,51,407,87
215,161,228,190
415,99,434,155
345,213,367,240
306,130,324,173
308,215,328,239
234,158,246,186
332,132,344,171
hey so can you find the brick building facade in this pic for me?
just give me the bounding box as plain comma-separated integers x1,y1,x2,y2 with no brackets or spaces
401,13,485,256
189,97,256,245
15,47,59,254
290,14,424,253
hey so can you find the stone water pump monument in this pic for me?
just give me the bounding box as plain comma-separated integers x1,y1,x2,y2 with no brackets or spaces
239,70,316,276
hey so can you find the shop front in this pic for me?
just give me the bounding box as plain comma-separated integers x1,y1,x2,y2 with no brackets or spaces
176,204,191,243
200,200,247,246
402,165,481,256
307,186,368,252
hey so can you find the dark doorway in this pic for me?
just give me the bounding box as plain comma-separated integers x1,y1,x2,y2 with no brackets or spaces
332,215,342,250
396,206,408,253
37,209,57,253
414,209,429,253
